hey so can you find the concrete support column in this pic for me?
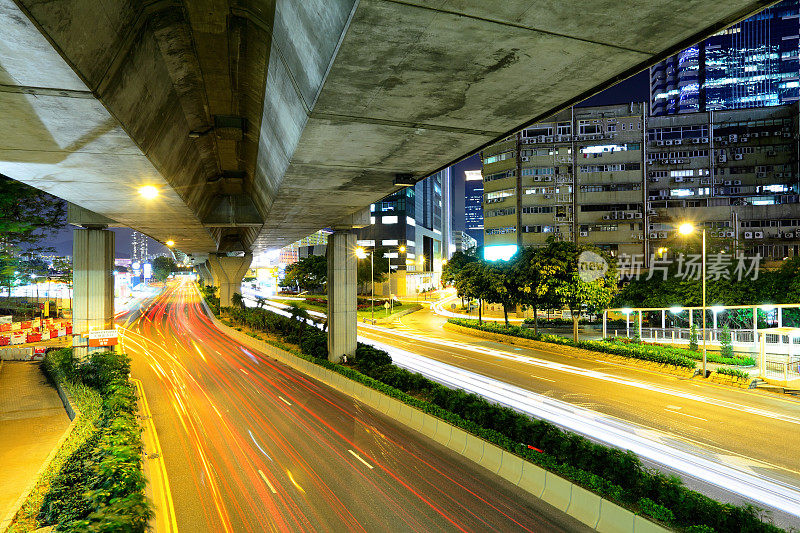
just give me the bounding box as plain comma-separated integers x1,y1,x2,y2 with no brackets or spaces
196,262,213,286
72,227,115,337
207,253,252,307
327,231,357,362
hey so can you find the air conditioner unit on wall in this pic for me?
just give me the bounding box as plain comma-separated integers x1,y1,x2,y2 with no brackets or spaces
649,232,659,239
755,231,764,238
580,231,588,237
726,231,735,237
734,154,743,160
521,156,529,162
744,232,753,239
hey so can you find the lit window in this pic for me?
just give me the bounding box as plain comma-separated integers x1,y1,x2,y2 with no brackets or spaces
357,240,375,247
370,216,375,224
382,239,398,246
406,216,416,226
382,216,398,224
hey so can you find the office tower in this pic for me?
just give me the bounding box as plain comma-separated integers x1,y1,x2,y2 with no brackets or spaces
651,0,800,115
481,102,800,262
131,231,149,264
464,170,484,246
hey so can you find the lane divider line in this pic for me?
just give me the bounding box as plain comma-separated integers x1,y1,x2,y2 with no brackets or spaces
133,378,179,533
258,470,277,494
348,449,374,470
278,396,292,406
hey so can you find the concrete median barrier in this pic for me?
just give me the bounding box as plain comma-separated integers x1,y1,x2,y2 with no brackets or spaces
496,451,524,485
565,485,602,529
541,471,573,512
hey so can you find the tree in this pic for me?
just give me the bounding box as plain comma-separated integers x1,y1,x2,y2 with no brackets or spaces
280,255,327,293
510,247,560,335
442,250,478,286
482,261,516,327
689,324,699,352
231,292,245,309
0,175,64,296
454,261,492,324
151,255,177,283
720,325,733,358
550,242,618,342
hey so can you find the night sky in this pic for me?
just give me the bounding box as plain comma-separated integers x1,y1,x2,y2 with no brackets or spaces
42,71,650,256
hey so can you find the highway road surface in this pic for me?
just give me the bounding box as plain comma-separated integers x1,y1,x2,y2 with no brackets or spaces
118,282,588,532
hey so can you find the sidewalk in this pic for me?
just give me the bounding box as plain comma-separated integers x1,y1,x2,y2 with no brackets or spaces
0,362,70,523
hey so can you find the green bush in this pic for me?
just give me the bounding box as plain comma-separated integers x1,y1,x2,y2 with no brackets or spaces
716,367,750,380
720,325,734,359
690,324,699,352
37,349,152,532
638,497,675,523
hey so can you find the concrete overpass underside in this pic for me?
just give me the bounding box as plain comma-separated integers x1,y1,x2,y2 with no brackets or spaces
0,0,779,255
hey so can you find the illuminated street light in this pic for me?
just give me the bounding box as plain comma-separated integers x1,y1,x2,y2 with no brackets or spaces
166,240,175,247
678,221,707,377
139,185,159,200
670,306,682,314
356,247,373,321
399,245,406,253
621,308,633,338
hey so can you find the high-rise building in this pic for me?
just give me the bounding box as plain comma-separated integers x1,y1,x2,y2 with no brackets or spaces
131,231,149,264
651,0,800,115
464,170,484,246
481,102,800,262
355,170,447,294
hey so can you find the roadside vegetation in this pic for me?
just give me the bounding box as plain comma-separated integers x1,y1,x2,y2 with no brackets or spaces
8,348,152,532
210,297,781,532
449,318,757,368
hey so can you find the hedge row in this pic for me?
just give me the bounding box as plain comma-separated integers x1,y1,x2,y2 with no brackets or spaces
607,336,756,367
217,305,782,532
36,348,152,532
716,367,751,380
450,318,698,369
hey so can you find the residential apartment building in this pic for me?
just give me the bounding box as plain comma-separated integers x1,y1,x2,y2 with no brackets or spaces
651,0,800,115
481,103,800,262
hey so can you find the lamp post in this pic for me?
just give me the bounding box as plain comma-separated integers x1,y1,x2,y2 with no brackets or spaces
679,222,707,377
356,247,374,321
622,308,633,338
389,245,406,315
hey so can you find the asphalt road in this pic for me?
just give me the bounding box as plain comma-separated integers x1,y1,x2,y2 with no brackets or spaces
355,304,800,525
118,283,587,532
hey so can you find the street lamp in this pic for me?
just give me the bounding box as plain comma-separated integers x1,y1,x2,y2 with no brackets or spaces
138,185,159,200
356,247,374,321
621,308,633,338
388,245,406,315
678,222,707,377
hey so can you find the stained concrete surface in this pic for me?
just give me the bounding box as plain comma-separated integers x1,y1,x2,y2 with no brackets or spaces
0,362,70,523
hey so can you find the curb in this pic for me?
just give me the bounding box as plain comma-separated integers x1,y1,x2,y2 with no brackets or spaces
0,377,82,533
443,322,696,379
207,312,667,533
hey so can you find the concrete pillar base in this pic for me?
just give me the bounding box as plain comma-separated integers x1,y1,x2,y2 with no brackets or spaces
72,228,115,336
207,253,252,307
327,231,357,362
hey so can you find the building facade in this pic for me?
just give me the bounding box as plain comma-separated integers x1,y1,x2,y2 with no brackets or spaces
355,170,446,294
481,103,800,261
464,170,484,246
130,231,149,265
452,230,478,253
651,0,800,115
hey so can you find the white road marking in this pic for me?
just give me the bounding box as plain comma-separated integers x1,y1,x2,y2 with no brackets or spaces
348,449,374,469
530,374,556,383
278,396,292,406
665,408,707,422
258,469,277,493
239,368,249,375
